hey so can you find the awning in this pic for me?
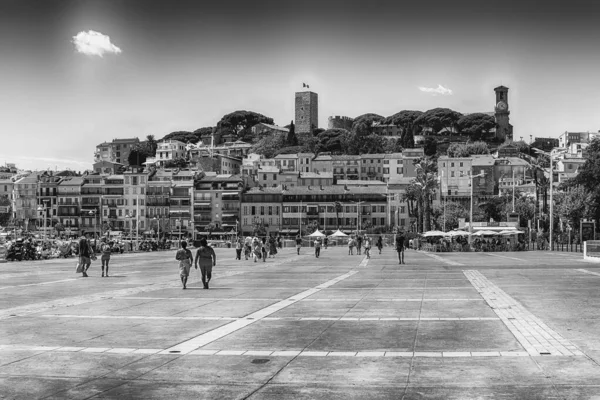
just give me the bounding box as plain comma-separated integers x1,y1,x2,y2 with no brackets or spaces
472,226,518,232
280,229,299,234
222,213,237,217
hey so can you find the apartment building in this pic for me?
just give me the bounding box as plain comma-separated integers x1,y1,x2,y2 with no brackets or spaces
57,177,83,235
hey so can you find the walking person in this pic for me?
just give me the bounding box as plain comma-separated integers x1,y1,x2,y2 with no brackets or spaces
277,235,282,249
268,235,277,258
100,238,112,277
175,241,194,289
194,238,217,289
356,235,363,255
78,234,92,277
348,236,355,255
364,236,371,259
314,237,321,258
244,236,252,260
395,231,406,265
261,237,268,262
252,237,261,262
235,237,243,260
323,237,328,249
295,235,302,255
376,235,383,254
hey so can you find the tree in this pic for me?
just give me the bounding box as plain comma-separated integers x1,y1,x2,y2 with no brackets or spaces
569,138,600,226
351,113,385,135
554,185,593,232
457,113,495,139
145,135,158,157
161,131,198,143
477,197,506,223
423,137,438,156
250,133,285,159
192,127,214,142
384,110,423,148
54,222,65,238
383,138,403,153
127,147,148,167
216,110,274,141
343,132,386,155
433,201,468,231
287,120,298,146
205,222,218,237
334,201,343,230
316,129,350,154
446,141,490,157
414,158,439,231
164,157,188,169
414,108,462,135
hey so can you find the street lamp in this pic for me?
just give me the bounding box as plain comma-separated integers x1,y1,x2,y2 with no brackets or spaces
469,171,486,241
125,213,133,251
153,216,160,241
37,201,48,243
176,218,182,247
88,210,97,249
532,147,567,251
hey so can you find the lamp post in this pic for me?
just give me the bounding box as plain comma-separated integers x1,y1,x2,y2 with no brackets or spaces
89,209,97,250
469,171,486,242
533,147,566,251
153,216,160,241
125,213,133,251
37,201,48,243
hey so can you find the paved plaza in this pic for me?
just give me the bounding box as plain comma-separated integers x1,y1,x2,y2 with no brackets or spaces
1,246,600,399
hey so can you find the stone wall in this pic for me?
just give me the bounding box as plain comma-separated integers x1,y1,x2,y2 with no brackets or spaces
328,116,354,131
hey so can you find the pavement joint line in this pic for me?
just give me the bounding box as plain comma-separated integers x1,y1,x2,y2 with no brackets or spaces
483,253,527,262
463,270,584,358
38,314,501,322
576,268,600,277
0,345,577,357
0,278,79,290
0,269,248,320
159,270,360,355
418,251,464,266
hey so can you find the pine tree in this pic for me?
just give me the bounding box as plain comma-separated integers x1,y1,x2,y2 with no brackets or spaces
287,120,298,146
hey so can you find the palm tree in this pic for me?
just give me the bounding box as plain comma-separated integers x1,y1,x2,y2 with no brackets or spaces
146,135,158,157
414,158,439,232
334,201,343,230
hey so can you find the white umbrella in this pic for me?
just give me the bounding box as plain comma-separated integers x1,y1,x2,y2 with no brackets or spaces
422,230,447,237
499,230,525,235
472,230,498,236
447,230,470,237
329,229,348,237
308,230,326,237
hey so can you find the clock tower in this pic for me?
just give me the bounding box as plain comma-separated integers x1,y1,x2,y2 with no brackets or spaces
494,85,513,142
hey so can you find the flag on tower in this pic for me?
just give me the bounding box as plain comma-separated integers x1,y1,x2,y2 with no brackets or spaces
303,83,310,88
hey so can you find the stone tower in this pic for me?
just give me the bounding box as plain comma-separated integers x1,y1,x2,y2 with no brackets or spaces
295,91,318,134
494,85,513,142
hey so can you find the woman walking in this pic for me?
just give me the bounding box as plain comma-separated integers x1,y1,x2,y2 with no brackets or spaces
348,236,355,255
194,238,217,289
364,236,371,259
175,241,194,289
261,237,268,262
252,237,261,262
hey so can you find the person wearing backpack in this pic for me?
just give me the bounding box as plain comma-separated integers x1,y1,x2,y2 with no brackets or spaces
194,238,217,289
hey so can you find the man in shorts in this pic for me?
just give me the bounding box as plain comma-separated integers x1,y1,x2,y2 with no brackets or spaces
195,238,217,289
295,235,302,255
175,241,193,289
395,231,406,264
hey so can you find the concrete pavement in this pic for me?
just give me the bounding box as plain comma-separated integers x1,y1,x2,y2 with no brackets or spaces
1,246,600,399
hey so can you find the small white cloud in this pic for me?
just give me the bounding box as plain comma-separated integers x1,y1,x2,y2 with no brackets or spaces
72,30,122,57
418,84,453,96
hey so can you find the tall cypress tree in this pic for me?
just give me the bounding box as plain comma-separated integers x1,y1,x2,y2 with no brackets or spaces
287,120,298,146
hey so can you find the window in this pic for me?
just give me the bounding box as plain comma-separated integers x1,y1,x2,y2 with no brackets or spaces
118,209,122,217
260,206,264,215
103,209,107,217
133,199,137,206
451,171,455,177
263,174,267,181
276,206,280,215
383,168,389,174
272,174,276,180
400,218,406,226
384,160,389,164
400,206,405,214
141,209,145,217
372,218,377,226
140,187,145,195
380,206,385,213
380,218,385,226
268,206,272,215
243,206,248,215
459,162,463,167
451,162,455,167
251,206,256,215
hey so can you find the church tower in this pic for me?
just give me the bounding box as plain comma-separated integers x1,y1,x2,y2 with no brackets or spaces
295,91,318,134
494,86,513,142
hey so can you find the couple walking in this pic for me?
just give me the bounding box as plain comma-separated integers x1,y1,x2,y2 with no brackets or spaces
176,238,217,290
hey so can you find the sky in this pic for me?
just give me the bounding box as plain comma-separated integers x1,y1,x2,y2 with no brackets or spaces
1,0,600,171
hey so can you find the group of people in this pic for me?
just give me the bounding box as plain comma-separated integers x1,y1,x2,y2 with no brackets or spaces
76,234,115,277
346,235,380,258
234,235,280,262
175,238,217,290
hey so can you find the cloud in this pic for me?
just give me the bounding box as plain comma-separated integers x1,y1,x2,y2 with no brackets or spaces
72,30,122,57
418,84,453,96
